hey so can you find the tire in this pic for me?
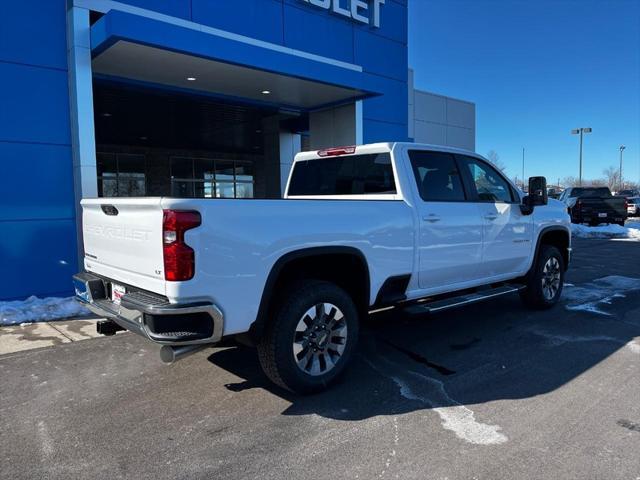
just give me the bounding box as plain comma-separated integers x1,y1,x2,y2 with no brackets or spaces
257,280,359,394
520,245,565,310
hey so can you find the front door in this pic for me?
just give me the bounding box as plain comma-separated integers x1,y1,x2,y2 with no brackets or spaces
456,155,533,277
407,150,484,290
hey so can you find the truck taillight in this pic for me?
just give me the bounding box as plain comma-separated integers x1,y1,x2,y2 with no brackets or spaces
162,210,201,281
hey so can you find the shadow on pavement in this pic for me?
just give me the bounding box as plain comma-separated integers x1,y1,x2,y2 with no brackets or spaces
207,283,640,421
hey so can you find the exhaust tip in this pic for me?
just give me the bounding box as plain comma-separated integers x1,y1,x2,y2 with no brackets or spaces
159,345,177,364
159,344,209,364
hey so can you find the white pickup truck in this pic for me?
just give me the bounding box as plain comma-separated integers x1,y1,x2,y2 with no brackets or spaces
74,143,571,393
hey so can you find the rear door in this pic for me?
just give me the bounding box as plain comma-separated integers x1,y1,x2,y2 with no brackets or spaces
456,155,533,278
81,198,166,294
408,150,484,290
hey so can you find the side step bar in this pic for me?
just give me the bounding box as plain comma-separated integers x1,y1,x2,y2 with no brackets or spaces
404,284,525,315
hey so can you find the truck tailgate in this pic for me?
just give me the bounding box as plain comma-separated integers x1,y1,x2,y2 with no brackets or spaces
81,198,166,295
579,197,627,218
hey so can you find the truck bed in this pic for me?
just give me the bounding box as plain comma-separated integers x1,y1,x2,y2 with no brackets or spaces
81,197,415,335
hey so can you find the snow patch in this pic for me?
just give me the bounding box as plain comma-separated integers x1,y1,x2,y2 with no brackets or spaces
627,341,640,354
365,357,508,445
532,329,640,354
571,221,640,241
0,296,89,326
562,275,640,316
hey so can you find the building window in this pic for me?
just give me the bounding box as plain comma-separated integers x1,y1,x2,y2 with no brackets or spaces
97,153,146,197
170,157,254,199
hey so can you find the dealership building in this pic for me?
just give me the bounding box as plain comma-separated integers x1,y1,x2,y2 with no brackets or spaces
1,0,475,300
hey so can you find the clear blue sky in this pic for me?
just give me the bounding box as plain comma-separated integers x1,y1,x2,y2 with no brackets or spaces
408,0,640,185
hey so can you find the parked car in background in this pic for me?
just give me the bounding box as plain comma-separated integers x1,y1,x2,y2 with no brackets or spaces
74,143,571,393
627,197,639,217
547,188,562,199
616,189,640,199
559,187,627,226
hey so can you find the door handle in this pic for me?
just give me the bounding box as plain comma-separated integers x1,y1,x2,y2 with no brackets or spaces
484,214,498,221
422,214,441,223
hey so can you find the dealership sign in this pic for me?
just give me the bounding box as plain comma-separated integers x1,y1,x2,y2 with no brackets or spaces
299,0,385,28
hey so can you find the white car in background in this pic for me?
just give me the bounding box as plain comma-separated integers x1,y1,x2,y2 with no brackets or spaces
627,197,639,217
74,143,571,393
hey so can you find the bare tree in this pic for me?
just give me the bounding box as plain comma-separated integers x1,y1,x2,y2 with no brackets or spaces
561,176,580,188
486,150,507,172
511,176,523,189
602,166,620,191
588,178,607,187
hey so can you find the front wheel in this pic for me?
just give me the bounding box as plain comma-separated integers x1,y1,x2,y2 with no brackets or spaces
520,245,565,310
257,280,359,394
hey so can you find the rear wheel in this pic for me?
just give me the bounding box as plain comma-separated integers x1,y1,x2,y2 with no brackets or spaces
520,245,565,309
257,280,359,394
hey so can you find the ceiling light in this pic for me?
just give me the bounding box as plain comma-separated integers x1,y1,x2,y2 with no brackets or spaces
261,90,271,95
187,77,197,81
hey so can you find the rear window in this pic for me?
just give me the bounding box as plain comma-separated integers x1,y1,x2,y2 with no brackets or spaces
570,187,611,197
287,153,396,196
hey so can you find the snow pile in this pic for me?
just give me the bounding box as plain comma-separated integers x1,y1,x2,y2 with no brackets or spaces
0,296,89,326
571,221,640,241
562,275,640,315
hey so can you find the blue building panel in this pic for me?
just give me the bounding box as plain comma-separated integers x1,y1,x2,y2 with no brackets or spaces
362,74,408,125
0,0,67,70
0,143,75,222
192,0,284,45
354,28,407,81
0,62,71,145
362,118,408,144
116,0,191,20
0,218,78,300
283,4,355,64
372,0,408,45
282,0,406,44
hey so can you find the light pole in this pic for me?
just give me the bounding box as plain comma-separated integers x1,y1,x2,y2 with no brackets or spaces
571,127,592,186
522,147,525,189
619,145,626,191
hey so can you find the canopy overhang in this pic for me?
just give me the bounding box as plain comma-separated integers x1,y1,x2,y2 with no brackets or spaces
91,11,382,111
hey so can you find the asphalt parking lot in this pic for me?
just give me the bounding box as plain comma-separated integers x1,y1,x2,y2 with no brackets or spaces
1,237,639,480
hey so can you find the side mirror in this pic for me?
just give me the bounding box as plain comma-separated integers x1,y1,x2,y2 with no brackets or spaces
520,176,548,215
528,176,548,206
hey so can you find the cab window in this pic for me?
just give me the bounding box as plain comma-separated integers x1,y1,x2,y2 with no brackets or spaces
457,155,514,203
408,150,466,201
